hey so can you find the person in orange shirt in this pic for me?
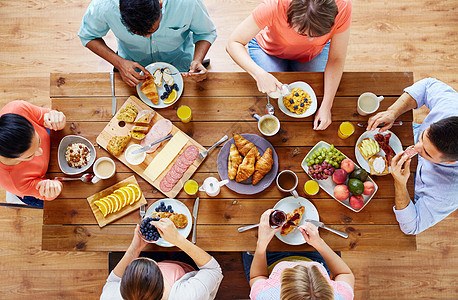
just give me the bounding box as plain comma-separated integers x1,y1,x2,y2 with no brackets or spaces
0,101,66,207
227,0,352,130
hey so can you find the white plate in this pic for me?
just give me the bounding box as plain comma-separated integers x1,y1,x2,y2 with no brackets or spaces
144,198,192,247
355,130,402,175
301,141,378,213
278,81,318,118
136,62,184,108
57,135,96,175
273,196,319,245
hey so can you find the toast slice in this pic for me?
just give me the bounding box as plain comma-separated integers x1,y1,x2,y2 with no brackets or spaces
368,155,389,175
358,138,380,160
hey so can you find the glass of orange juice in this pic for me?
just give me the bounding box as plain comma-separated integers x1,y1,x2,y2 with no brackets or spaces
184,179,199,195
338,122,355,139
304,180,320,196
177,105,192,123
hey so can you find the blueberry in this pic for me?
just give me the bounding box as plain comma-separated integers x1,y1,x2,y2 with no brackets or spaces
167,205,172,210
160,202,165,206
289,99,294,104
300,103,305,107
170,209,174,213
295,93,299,96
294,105,298,109
161,68,164,72
304,99,308,103
164,83,169,89
155,207,159,212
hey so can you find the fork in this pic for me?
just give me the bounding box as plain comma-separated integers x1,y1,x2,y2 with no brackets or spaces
139,204,146,219
197,135,228,161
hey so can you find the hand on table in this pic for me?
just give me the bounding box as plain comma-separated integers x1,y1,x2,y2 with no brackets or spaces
299,222,324,249
313,106,332,130
36,179,62,199
44,110,66,131
256,209,281,248
115,58,148,87
183,60,208,82
151,218,183,246
390,152,411,185
253,71,283,95
367,110,396,132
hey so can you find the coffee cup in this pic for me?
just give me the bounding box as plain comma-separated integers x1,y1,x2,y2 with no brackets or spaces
92,157,116,183
276,170,299,198
357,92,384,116
252,114,280,136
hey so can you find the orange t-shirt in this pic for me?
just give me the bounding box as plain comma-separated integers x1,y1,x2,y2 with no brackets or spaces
252,0,352,62
0,101,52,200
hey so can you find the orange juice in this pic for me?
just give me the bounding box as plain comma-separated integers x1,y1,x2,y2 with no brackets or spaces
338,122,355,139
184,179,198,195
304,180,319,195
177,105,192,123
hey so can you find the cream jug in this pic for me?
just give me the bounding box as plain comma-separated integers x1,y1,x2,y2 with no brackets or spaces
199,177,229,197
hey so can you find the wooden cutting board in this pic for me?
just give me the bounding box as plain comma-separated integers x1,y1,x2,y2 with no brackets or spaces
87,175,147,227
96,96,206,198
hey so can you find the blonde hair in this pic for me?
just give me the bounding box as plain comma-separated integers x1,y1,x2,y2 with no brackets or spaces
280,265,334,300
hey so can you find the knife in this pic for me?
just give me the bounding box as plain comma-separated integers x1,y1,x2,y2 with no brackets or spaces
131,134,173,154
303,219,348,238
357,121,403,128
110,71,116,116
192,197,200,244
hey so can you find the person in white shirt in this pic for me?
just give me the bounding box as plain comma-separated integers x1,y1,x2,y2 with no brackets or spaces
100,219,223,300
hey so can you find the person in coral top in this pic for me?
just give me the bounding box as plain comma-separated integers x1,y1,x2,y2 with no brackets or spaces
227,0,352,130
0,101,66,207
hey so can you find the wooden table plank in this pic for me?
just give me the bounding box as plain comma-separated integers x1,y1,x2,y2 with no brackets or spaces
42,224,416,252
51,96,413,122
50,72,413,98
43,197,401,226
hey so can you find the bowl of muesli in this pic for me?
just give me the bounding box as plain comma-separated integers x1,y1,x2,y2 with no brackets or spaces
58,135,96,175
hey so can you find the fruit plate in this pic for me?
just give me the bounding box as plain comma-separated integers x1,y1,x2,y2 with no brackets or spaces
87,175,147,227
273,196,319,245
217,134,279,195
143,199,192,247
278,81,318,118
136,62,184,108
301,141,378,213
355,130,402,175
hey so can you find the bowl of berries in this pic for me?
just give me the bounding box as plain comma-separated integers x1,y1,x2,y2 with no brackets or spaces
138,216,161,243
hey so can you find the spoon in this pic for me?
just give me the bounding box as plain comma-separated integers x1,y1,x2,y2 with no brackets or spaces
54,173,94,183
265,95,274,115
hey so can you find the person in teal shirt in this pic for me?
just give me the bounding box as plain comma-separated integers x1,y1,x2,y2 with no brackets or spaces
78,0,217,86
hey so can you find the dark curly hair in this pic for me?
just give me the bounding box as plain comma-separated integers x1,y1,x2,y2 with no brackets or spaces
120,0,162,36
427,116,458,161
287,0,338,37
0,113,35,158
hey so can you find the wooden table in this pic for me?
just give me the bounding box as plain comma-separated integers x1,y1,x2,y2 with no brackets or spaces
43,72,416,252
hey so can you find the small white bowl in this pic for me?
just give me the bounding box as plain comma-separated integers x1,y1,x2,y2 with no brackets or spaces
125,144,146,165
58,135,96,175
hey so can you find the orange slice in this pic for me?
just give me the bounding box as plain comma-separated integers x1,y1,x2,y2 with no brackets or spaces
120,186,134,205
99,197,113,214
163,89,177,104
127,183,142,204
106,195,119,212
114,189,128,208
112,194,123,212
94,200,108,217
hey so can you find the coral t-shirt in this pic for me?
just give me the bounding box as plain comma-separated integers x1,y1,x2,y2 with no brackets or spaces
0,101,52,200
252,0,352,62
157,261,195,286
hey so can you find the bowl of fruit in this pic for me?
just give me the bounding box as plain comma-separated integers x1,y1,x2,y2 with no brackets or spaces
138,216,161,243
302,141,378,212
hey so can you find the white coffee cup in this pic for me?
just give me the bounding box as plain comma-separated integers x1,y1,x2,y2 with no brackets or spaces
252,114,280,136
357,92,384,116
276,170,299,198
92,157,116,183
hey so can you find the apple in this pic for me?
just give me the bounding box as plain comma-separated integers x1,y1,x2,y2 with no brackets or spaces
332,169,347,185
340,158,355,174
363,181,375,195
334,184,350,201
350,195,365,210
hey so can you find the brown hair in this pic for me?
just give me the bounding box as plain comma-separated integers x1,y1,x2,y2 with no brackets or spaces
120,258,164,300
287,0,338,37
280,265,334,300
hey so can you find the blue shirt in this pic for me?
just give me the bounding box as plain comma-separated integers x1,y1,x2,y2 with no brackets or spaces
393,78,458,235
78,0,217,72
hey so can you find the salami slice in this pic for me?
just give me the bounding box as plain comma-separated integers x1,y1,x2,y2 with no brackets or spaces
177,155,190,167
168,168,183,181
160,180,173,192
173,162,188,174
184,145,199,161
164,173,178,185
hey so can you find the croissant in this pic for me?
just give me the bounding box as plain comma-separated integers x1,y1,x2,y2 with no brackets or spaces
141,73,159,105
228,144,243,180
252,148,274,185
233,133,261,160
235,147,257,182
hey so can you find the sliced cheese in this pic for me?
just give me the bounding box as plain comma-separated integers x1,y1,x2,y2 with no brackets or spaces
143,131,188,181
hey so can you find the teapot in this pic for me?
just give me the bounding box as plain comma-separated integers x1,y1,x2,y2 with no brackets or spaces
199,177,229,197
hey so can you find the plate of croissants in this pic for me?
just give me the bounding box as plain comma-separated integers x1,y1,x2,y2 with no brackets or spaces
217,133,278,194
